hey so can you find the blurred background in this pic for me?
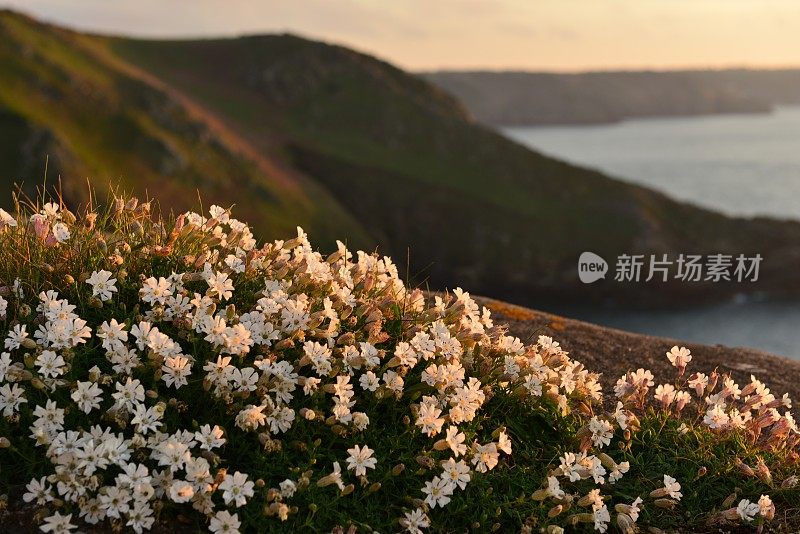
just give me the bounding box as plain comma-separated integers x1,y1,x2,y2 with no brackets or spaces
2,1,800,356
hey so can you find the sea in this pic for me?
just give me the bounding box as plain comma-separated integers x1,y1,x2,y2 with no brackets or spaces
503,106,800,359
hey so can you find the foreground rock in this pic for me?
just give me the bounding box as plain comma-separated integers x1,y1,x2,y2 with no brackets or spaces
479,296,800,402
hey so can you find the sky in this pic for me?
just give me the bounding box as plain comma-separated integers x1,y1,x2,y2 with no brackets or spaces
3,0,800,72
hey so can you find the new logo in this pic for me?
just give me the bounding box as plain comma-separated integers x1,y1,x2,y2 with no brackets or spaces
578,252,608,284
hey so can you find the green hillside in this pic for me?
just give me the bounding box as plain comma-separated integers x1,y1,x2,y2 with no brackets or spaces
0,11,371,247
2,9,800,306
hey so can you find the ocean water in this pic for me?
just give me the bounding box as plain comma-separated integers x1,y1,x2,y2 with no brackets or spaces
503,107,800,359
504,106,800,220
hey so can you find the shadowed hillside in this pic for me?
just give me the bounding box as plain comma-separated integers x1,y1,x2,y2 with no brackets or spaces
3,9,800,307
0,10,371,247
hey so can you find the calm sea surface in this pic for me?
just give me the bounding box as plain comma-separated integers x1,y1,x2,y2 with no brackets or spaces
503,107,800,359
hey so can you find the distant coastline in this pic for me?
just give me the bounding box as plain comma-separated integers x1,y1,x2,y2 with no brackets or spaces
423,69,800,126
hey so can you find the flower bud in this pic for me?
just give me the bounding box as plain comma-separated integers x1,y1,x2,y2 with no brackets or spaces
734,458,754,477
617,513,635,534
653,498,676,510
547,504,563,518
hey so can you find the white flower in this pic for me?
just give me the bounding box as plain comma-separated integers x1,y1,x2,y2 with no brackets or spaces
35,350,66,378
416,401,445,437
654,383,677,408
162,355,191,388
40,511,76,533
209,510,241,534
589,416,614,448
359,371,379,392
86,270,118,301
660,474,683,500
196,424,226,450
97,319,128,353
52,222,71,243
140,277,172,305
236,404,267,431
546,476,565,499
0,207,17,229
346,444,377,477
206,270,235,301
593,504,611,532
758,494,775,520
219,471,254,507
471,442,499,473
666,345,692,370
628,496,643,522
279,479,297,498
4,324,28,350
736,499,761,522
71,381,103,413
22,476,53,505
0,382,27,415
127,500,155,533
169,480,195,503
0,352,12,382
422,476,454,508
443,426,467,457
112,378,145,411
704,404,730,429
441,458,471,490
497,429,512,454
401,508,430,534
131,403,163,435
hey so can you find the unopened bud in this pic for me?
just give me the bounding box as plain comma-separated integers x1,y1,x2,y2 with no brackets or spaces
653,498,676,510
547,504,563,518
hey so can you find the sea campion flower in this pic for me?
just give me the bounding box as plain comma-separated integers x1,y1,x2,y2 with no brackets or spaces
218,471,254,507
209,510,241,534
346,444,377,477
735,499,760,522
86,270,118,301
422,476,454,508
666,346,692,375
650,475,682,500
0,207,17,230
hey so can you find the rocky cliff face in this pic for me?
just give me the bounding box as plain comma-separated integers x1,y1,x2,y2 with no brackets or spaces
424,69,800,126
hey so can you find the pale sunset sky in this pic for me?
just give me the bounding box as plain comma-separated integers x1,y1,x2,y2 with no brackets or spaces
3,0,800,72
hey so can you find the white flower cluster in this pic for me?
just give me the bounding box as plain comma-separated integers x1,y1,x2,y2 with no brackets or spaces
0,198,793,533
0,201,610,533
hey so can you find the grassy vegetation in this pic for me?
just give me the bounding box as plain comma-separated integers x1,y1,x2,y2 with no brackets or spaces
0,189,798,533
